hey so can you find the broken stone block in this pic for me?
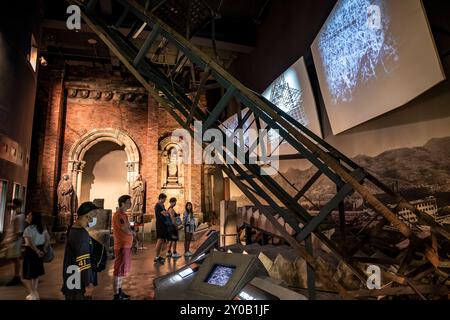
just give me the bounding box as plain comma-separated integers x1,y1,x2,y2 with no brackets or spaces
268,254,300,287
285,223,295,236
294,257,308,289
258,252,274,273
334,261,364,291
259,213,269,231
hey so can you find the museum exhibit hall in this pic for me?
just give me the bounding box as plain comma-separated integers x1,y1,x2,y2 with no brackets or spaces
1,0,450,305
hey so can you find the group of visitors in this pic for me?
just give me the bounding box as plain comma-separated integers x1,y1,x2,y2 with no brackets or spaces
1,193,198,300
153,193,197,264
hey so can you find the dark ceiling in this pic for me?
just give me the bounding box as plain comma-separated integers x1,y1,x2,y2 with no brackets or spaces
43,0,273,46
40,0,450,95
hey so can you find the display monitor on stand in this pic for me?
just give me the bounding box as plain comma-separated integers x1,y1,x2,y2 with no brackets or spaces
185,251,268,300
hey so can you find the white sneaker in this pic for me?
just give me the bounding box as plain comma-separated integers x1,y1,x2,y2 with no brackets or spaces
166,252,172,257
184,251,193,257
26,294,38,300
172,252,181,258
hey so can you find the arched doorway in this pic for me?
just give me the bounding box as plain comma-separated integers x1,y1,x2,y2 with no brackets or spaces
68,128,140,208
80,141,128,211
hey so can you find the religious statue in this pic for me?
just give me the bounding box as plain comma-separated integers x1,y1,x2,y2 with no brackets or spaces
167,147,178,179
131,174,145,214
161,144,183,189
57,174,74,227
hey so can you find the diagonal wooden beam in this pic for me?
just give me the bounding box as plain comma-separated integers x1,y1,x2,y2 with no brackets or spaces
186,66,210,126
133,24,160,66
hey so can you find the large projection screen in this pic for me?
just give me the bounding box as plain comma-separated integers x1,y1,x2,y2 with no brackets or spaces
262,57,323,139
311,0,445,135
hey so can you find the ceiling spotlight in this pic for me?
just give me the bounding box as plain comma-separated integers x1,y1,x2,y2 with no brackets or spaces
39,56,48,67
88,38,97,45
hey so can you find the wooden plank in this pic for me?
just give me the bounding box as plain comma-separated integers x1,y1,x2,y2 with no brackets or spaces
186,66,210,126
133,24,160,66
203,86,236,131
293,170,322,202
278,154,306,161
305,236,316,300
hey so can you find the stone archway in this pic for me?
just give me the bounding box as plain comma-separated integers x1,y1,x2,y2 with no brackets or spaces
68,128,140,201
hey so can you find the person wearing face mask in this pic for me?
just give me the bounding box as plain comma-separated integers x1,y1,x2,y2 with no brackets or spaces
61,201,98,300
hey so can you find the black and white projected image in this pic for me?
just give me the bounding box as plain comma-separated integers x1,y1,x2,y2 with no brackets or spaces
312,0,445,134
206,265,235,287
262,57,322,141
267,72,309,128
317,0,399,105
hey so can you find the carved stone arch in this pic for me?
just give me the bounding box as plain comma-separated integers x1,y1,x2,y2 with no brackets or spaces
67,128,141,201
158,134,189,153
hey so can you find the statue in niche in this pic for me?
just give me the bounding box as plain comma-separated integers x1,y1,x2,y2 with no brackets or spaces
167,147,179,185
57,174,74,227
161,139,184,190
131,174,145,214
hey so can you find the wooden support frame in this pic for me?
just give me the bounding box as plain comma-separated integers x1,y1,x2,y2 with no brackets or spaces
70,0,448,298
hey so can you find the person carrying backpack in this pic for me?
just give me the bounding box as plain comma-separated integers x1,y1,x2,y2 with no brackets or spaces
61,202,98,300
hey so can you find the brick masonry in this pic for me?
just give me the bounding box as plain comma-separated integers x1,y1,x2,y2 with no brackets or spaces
28,68,207,220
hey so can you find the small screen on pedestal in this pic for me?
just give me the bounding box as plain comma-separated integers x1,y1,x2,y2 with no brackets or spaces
205,265,236,287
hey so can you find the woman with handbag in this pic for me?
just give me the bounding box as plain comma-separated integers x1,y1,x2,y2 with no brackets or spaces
22,212,49,300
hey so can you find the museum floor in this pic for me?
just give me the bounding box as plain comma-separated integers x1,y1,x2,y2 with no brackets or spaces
0,241,198,300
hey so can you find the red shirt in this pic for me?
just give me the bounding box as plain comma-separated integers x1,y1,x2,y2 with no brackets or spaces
113,210,133,249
